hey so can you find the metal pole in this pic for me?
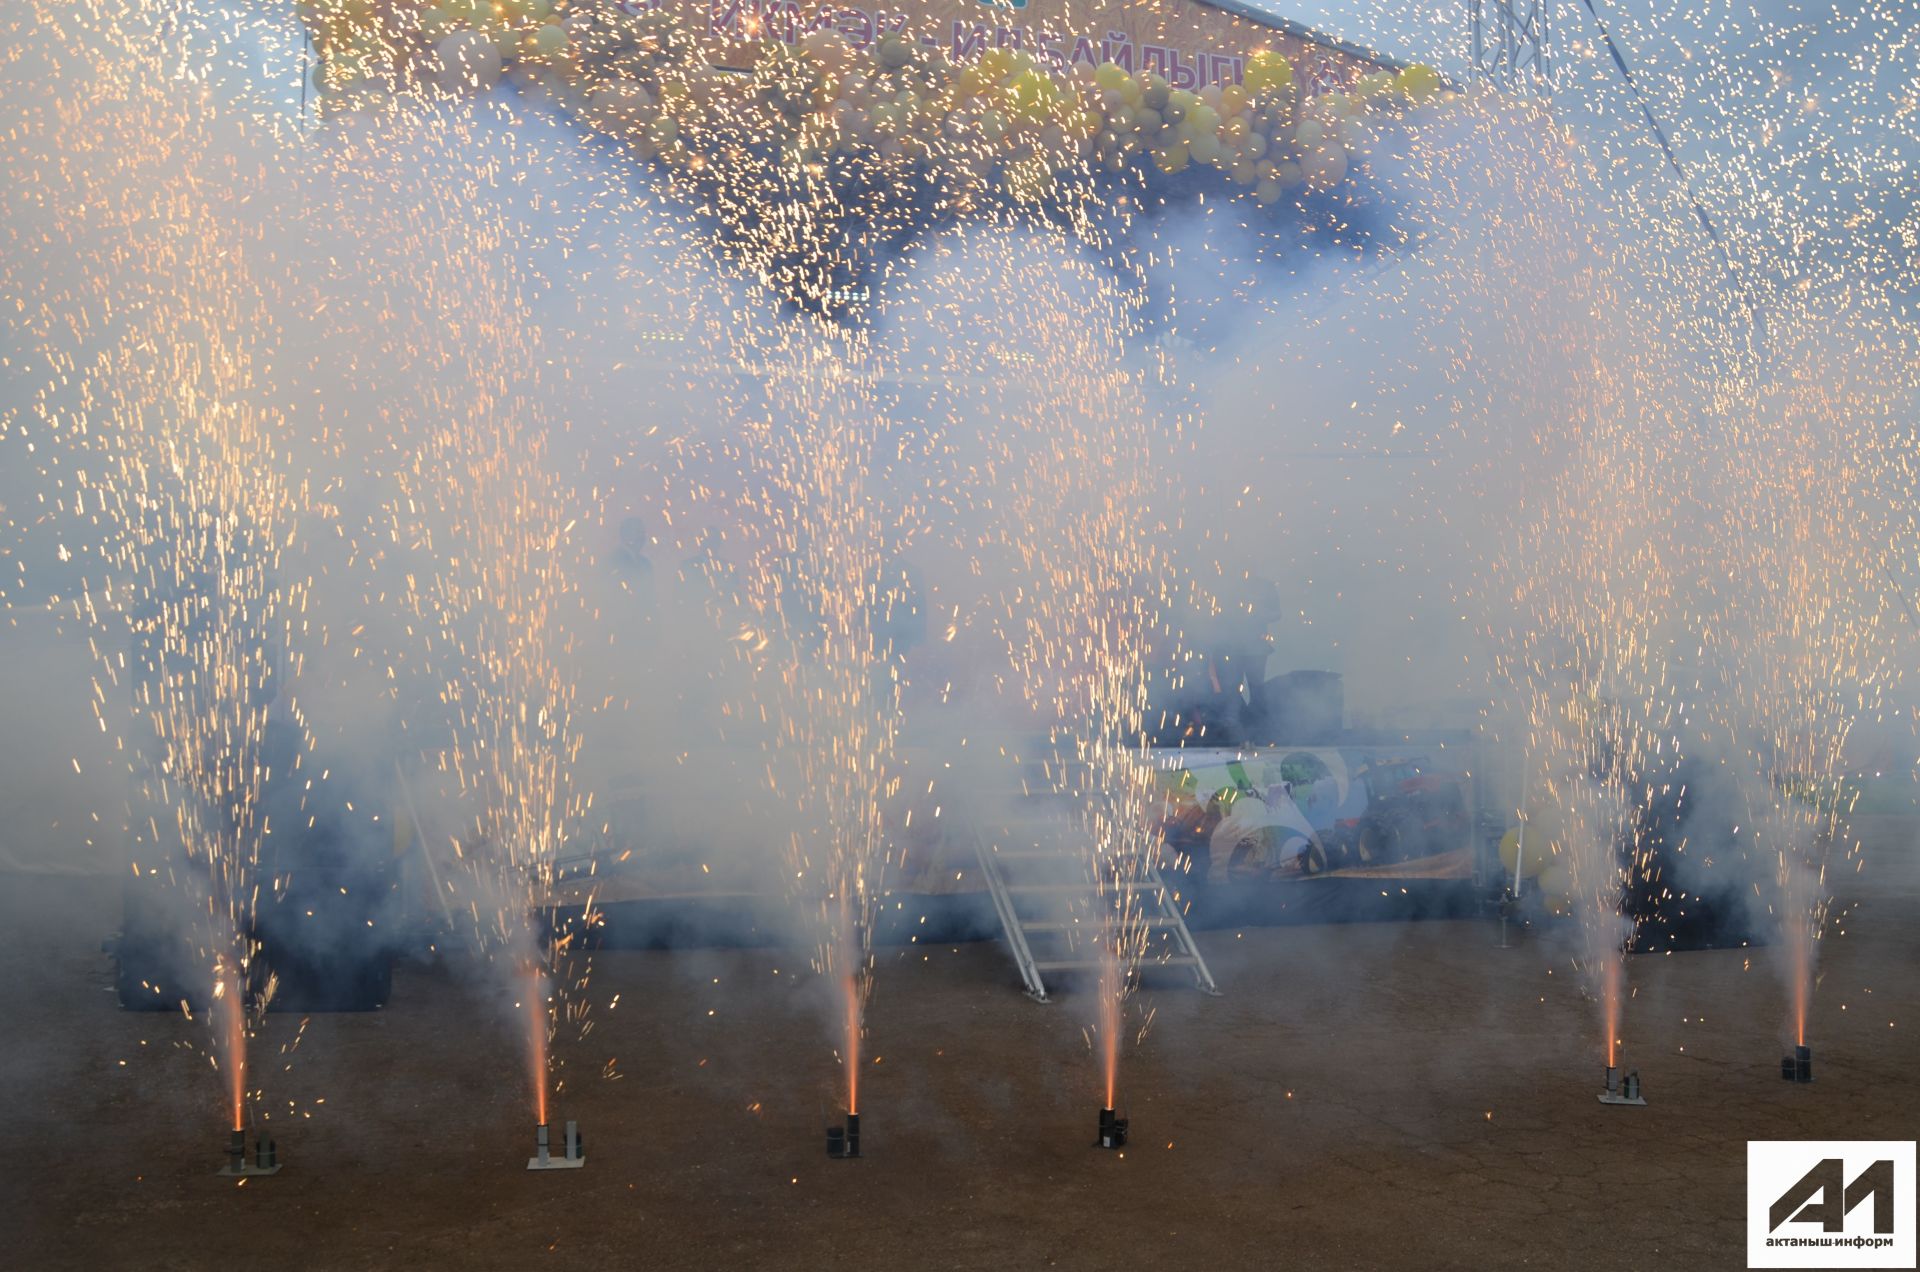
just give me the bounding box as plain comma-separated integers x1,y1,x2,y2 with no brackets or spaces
1496,758,1531,948
394,763,458,932
1511,761,1530,901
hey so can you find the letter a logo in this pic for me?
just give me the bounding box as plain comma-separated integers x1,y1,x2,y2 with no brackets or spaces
1770,1158,1893,1233
1747,1141,1914,1268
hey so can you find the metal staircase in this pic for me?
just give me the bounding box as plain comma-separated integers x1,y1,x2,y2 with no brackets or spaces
972,828,1219,1003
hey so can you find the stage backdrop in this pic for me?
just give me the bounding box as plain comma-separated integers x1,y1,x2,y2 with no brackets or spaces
623,0,1400,87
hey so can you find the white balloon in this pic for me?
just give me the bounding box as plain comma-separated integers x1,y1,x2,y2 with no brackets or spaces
432,31,503,94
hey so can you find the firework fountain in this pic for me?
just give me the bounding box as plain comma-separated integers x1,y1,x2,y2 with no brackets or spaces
1394,92,1712,1102
731,324,906,1159
265,61,606,1162
1561,777,1643,1107
1712,306,1911,1087
0,0,333,1167
885,229,1175,1144
382,153,597,1167
1416,147,1632,1103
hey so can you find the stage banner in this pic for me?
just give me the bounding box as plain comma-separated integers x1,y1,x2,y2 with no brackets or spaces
1151,745,1477,885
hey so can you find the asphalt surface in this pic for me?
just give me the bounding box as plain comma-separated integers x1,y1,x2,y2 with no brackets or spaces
4,816,1916,1271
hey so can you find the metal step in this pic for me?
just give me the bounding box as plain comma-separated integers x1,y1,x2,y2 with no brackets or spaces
971,828,1220,1002
1032,955,1202,971
1001,882,1167,895
1020,917,1187,931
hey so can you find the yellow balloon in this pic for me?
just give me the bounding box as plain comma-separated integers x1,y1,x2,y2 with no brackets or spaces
874,34,913,73
523,23,566,58
1399,63,1442,101
1535,861,1574,916
1497,822,1556,880
1244,49,1293,95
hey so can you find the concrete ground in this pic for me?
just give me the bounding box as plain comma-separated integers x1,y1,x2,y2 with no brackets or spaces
4,817,1917,1271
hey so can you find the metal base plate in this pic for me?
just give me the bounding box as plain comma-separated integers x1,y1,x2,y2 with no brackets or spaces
217,1162,282,1176
1597,1092,1647,1106
527,1154,585,1171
